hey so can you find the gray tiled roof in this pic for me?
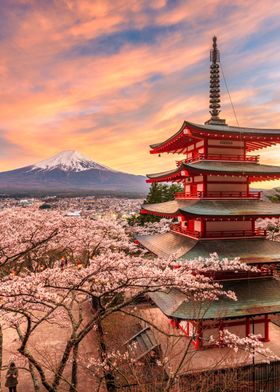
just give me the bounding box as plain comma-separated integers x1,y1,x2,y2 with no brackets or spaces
147,161,280,179
150,121,280,149
136,231,197,258
149,278,280,319
136,231,280,263
186,121,280,136
142,199,280,217
185,161,280,174
125,327,158,360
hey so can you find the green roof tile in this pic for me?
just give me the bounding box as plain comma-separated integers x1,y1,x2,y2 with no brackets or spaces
150,121,280,150
142,199,280,217
149,278,280,319
147,161,280,179
185,161,280,174
136,232,280,263
186,121,280,136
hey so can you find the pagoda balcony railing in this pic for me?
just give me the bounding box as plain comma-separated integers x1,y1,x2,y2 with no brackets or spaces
175,191,262,199
170,224,267,239
205,229,267,238
170,224,201,238
176,153,260,166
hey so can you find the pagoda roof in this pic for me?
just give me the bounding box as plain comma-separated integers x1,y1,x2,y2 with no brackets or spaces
147,161,280,183
136,231,280,263
149,278,280,320
150,121,280,154
188,121,280,137
141,199,280,218
136,231,197,258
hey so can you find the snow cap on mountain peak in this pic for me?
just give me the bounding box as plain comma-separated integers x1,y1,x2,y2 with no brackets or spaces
33,150,112,172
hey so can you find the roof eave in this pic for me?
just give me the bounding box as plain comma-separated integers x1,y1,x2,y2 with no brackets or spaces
149,122,202,154
140,208,179,218
186,121,280,138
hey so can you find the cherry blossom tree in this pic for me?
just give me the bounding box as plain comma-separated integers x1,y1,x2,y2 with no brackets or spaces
257,217,280,240
0,206,137,273
0,251,241,389
0,205,275,392
127,217,171,236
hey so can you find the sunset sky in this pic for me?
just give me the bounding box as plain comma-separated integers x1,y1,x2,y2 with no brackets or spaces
2,0,280,188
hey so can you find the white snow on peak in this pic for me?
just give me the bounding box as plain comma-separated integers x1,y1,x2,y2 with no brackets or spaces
32,150,112,172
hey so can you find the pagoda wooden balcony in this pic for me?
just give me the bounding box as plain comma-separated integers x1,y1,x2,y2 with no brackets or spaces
205,229,267,239
209,268,273,280
176,153,260,166
170,224,266,239
175,190,262,200
170,224,201,238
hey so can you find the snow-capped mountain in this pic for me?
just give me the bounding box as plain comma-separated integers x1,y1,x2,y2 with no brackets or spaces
32,150,113,172
0,151,147,195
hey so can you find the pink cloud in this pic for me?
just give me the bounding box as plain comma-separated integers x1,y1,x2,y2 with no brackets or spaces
0,0,279,191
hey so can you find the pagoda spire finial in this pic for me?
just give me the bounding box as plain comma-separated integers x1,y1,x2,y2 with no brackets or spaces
205,36,227,125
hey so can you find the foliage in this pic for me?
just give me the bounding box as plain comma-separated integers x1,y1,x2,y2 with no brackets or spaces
267,189,280,202
269,194,280,203
127,183,183,226
145,183,183,204
257,217,280,239
126,213,160,226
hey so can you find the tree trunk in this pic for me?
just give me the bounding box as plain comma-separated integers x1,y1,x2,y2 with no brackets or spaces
0,323,3,392
28,362,41,392
96,318,116,392
91,297,117,392
69,344,78,392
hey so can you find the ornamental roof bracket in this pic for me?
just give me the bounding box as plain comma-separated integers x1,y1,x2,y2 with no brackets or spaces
205,36,227,126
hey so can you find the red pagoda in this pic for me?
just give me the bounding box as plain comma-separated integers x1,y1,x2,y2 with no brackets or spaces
137,37,280,350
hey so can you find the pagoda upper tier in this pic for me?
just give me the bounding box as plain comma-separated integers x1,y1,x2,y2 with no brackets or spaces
147,160,280,184
150,121,280,155
141,199,280,218
140,199,280,240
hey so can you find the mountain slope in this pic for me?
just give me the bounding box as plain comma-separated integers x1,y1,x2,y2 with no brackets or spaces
0,150,148,195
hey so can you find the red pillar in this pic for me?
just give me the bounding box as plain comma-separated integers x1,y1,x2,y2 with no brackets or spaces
264,315,269,341
170,318,180,329
251,219,255,236
204,139,208,159
246,179,250,197
219,321,224,346
246,317,250,337
201,218,206,238
180,214,186,232
203,174,207,197
243,145,246,160
195,322,202,350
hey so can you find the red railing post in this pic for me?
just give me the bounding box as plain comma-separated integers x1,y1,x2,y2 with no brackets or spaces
264,315,269,341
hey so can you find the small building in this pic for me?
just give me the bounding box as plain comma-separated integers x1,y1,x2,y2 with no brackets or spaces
39,203,52,210
65,210,81,217
19,199,33,207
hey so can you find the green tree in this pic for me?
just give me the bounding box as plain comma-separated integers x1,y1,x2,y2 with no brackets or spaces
127,183,183,226
269,194,280,203
267,188,280,203
145,183,183,204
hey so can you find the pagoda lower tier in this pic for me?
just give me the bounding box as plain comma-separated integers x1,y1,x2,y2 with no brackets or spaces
148,278,280,349
137,232,280,350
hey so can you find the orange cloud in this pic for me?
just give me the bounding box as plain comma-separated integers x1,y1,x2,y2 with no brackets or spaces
0,0,279,196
